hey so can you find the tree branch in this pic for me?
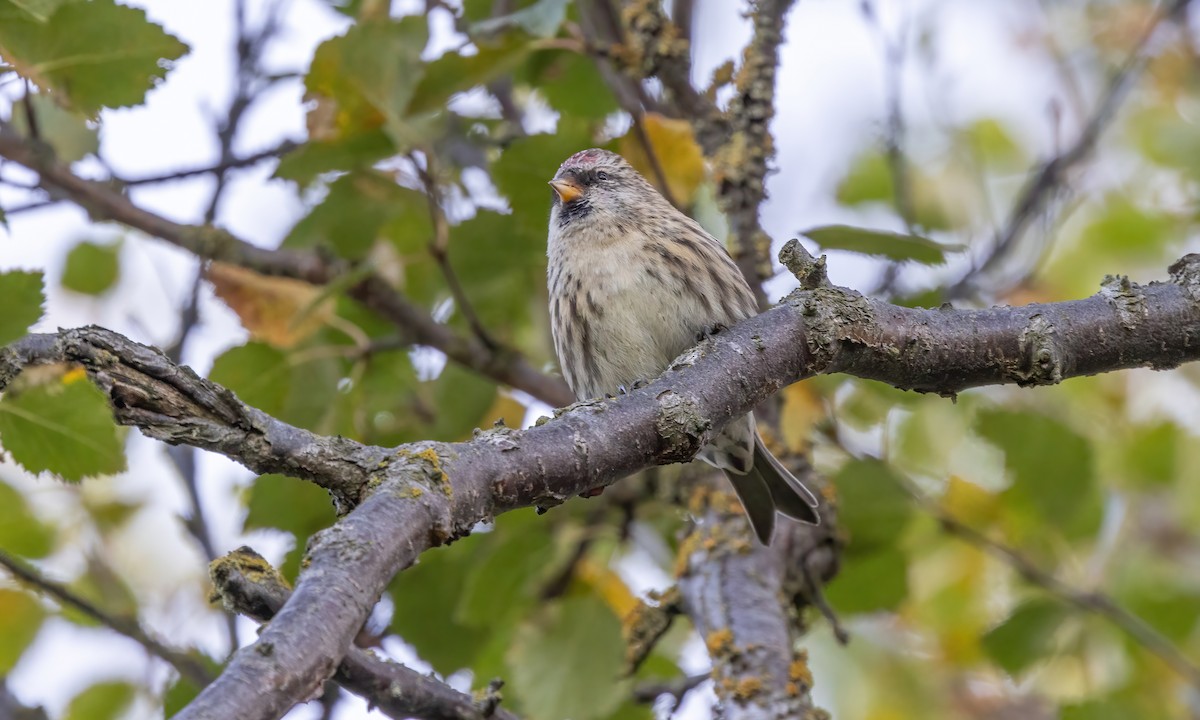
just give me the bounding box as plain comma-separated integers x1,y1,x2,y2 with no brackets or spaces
4,251,1200,718
0,124,575,408
0,550,215,688
208,546,519,720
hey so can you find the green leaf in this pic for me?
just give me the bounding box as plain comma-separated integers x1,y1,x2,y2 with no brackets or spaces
430,362,497,441
825,546,909,614
491,122,603,237
534,50,619,120
981,599,1068,675
507,595,627,720
446,210,541,334
306,16,428,147
61,240,120,295
472,0,571,38
284,171,430,260
0,0,188,114
835,151,893,206
831,459,913,552
977,410,1098,533
801,225,962,265
1123,422,1179,487
389,532,492,674
274,130,395,188
208,343,291,418
64,681,136,720
409,37,531,115
959,118,1025,169
245,474,336,580
1119,585,1200,642
0,270,45,346
0,479,55,558
1078,196,1180,262
456,513,556,627
11,92,98,162
6,0,74,23
0,588,44,673
0,375,125,482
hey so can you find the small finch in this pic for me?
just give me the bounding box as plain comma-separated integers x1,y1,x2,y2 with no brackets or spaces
546,148,819,544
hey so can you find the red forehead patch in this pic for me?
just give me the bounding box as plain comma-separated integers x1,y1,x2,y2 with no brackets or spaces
562,148,605,169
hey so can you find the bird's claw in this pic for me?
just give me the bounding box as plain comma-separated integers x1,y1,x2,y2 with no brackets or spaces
696,323,729,342
616,379,649,395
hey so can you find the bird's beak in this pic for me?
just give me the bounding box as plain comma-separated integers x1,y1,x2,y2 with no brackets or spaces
549,178,583,204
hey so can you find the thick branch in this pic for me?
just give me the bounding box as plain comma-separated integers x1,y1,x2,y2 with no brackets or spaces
208,547,519,720
5,256,1200,719
0,126,574,408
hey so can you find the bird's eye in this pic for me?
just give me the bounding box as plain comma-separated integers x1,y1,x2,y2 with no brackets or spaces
595,171,610,182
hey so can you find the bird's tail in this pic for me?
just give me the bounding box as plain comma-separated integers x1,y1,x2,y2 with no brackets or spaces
724,437,820,545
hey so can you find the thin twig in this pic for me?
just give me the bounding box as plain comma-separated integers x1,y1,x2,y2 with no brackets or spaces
0,551,215,687
119,140,298,187
948,0,1192,299
632,673,708,711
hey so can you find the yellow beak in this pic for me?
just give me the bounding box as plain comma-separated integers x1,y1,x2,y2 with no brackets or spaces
549,178,583,204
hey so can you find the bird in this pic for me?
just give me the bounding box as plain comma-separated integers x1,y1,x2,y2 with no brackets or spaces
545,147,820,544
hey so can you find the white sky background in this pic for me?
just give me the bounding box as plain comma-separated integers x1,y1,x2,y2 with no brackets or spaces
0,0,1100,718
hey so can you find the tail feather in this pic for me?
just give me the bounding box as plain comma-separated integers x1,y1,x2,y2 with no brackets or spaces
723,469,777,545
753,437,820,525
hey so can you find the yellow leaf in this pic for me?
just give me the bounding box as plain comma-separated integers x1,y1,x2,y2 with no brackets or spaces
779,382,823,453
941,476,998,527
619,113,706,204
206,263,332,348
478,392,528,429
576,556,638,617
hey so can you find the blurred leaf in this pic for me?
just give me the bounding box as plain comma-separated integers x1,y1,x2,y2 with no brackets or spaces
284,172,430,261
981,598,1068,675
1077,197,1179,262
0,479,55,558
1123,422,1179,487
207,263,332,348
619,113,705,203
960,118,1024,169
507,595,627,720
430,362,498,441
0,269,45,346
332,352,422,445
163,657,223,715
491,123,603,237
779,382,823,453
826,546,908,614
457,513,556,627
0,0,187,114
0,372,125,482
977,410,1097,533
836,151,893,206
831,459,913,552
390,532,492,674
61,240,119,295
536,49,620,121
472,0,570,38
63,555,137,625
208,343,291,418
1120,585,1200,642
801,225,962,265
0,588,44,673
446,210,541,334
5,0,74,22
245,474,336,580
274,130,395,187
64,680,136,720
11,92,98,162
306,16,428,147
409,37,531,115
940,476,999,528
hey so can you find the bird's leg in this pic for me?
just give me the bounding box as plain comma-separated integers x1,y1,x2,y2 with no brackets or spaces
695,323,729,343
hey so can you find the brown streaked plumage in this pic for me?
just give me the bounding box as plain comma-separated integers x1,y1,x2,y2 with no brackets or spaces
545,148,819,544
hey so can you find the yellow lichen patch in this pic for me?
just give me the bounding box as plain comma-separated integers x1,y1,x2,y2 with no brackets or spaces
412,447,451,495
733,677,763,701
686,484,711,515
396,485,424,499
674,530,701,577
705,628,734,657
789,653,813,688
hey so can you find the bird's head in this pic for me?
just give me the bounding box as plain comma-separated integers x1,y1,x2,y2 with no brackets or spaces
548,148,657,231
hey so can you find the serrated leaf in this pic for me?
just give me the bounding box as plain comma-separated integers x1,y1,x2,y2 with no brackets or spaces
0,588,44,673
831,459,912,552
61,240,119,295
11,92,98,162
472,0,571,38
0,0,188,114
274,130,395,188
507,595,627,720
0,270,45,346
64,680,136,720
619,113,705,203
0,373,125,482
977,410,1097,532
825,545,909,614
245,474,335,580
306,16,428,148
207,263,331,347
801,225,962,265
390,532,492,674
982,599,1068,675
0,479,55,558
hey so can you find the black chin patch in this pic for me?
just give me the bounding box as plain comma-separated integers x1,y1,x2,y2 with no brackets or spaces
557,199,592,227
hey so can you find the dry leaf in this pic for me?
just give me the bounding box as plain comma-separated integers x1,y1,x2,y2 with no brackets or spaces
207,262,333,348
619,113,706,204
